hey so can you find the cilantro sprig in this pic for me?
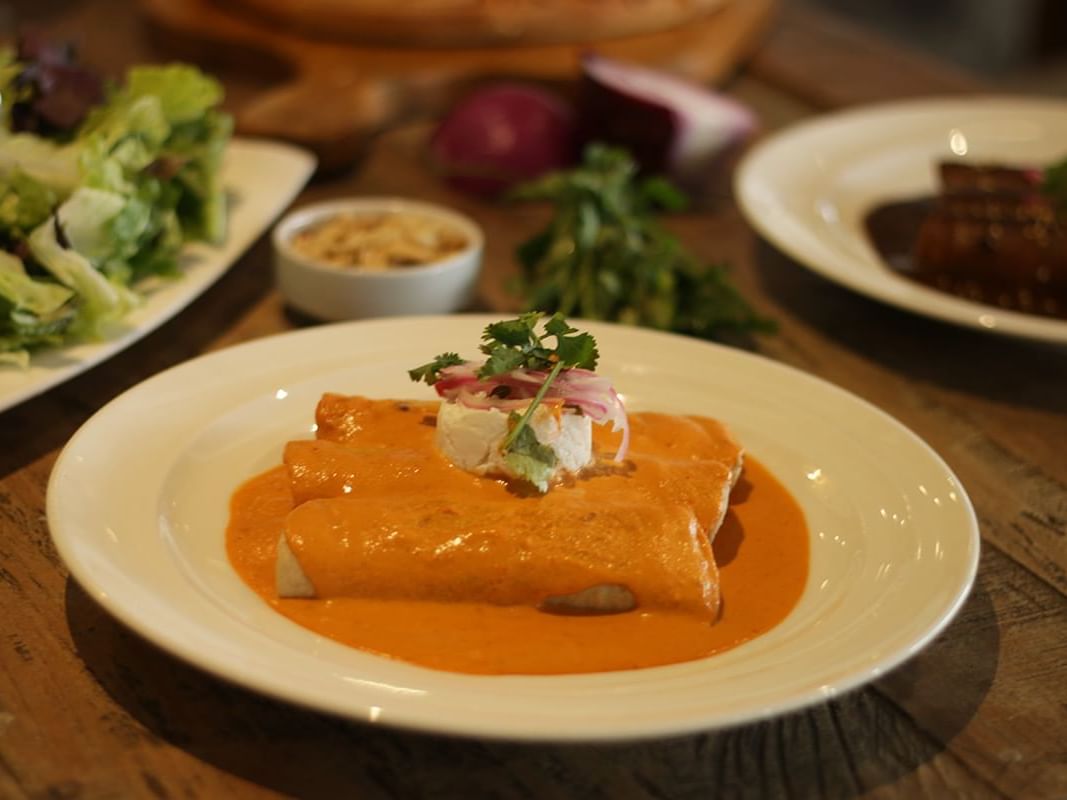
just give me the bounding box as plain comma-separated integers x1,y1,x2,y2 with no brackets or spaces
409,312,598,386
409,312,599,491
478,311,598,376
407,351,464,385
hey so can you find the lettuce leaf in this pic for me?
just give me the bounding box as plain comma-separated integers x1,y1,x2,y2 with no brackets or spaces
56,187,128,259
29,216,137,336
0,134,81,196
170,110,233,243
0,169,59,236
123,64,224,124
0,251,73,315
0,56,231,363
0,250,76,364
80,66,232,247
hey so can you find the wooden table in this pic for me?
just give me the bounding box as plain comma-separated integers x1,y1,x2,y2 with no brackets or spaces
3,3,1066,798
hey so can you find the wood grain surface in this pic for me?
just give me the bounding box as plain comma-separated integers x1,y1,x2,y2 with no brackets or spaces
1,2,1066,798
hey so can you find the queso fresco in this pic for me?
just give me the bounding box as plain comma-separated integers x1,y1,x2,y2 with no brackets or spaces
225,314,809,675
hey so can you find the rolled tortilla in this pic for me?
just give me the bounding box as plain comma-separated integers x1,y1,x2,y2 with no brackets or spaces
276,533,315,598
281,397,745,619
276,495,720,620
284,439,438,506
285,429,742,541
314,394,436,445
276,533,639,613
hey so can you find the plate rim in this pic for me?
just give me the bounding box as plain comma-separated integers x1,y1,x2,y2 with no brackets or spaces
0,136,317,414
46,315,982,741
734,94,1067,345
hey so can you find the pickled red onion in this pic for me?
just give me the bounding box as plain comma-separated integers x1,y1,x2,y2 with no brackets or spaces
433,363,629,461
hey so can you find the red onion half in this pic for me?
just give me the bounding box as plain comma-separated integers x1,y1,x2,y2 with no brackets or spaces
579,53,756,183
428,83,577,198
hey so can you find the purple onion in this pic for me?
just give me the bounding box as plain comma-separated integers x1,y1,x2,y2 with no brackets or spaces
429,83,578,198
578,53,757,184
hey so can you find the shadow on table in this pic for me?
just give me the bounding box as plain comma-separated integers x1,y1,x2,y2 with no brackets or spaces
65,569,998,799
750,238,1067,414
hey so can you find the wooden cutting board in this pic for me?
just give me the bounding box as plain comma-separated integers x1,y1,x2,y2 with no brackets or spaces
140,0,776,170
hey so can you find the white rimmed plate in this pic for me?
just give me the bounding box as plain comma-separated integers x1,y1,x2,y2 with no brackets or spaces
735,97,1067,344
0,138,316,413
47,315,979,742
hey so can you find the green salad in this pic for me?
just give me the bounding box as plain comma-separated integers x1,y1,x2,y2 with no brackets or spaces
0,44,231,367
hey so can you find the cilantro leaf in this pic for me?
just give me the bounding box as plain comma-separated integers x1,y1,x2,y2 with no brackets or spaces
639,176,688,212
479,346,526,378
503,414,558,493
408,352,464,385
476,311,600,374
482,314,538,347
542,312,575,337
554,331,598,369
1043,157,1067,214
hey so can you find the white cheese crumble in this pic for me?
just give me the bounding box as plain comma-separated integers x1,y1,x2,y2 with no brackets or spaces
435,402,593,483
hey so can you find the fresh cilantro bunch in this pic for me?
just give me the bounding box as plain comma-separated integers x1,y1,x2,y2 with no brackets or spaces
512,144,774,341
1042,157,1067,215
409,312,599,492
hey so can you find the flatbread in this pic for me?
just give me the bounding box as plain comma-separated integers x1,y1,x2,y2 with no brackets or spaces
218,0,728,47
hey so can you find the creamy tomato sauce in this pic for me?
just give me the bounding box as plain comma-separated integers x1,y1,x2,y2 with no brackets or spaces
226,399,809,675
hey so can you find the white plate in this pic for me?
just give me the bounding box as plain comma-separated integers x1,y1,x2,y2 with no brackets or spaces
735,97,1067,344
0,138,316,413
47,316,979,742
